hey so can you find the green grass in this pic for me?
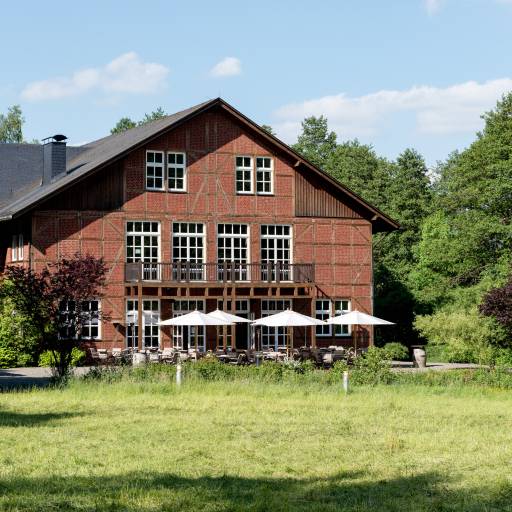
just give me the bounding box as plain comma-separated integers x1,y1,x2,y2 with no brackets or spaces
1,376,512,511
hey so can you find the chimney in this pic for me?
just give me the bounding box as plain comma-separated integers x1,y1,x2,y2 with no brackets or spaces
43,134,67,184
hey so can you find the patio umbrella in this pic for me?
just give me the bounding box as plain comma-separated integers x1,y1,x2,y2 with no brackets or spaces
158,310,233,352
207,309,252,351
326,310,394,351
252,309,326,353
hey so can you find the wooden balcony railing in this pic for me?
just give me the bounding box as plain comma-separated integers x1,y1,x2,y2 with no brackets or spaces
125,262,315,284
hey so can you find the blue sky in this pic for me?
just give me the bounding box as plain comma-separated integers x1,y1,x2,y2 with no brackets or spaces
1,0,512,166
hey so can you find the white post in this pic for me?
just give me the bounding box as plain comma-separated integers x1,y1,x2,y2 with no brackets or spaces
176,361,182,386
342,371,349,395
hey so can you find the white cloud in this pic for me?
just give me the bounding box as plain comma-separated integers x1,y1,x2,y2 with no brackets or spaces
21,52,169,101
273,78,512,142
424,0,443,15
209,57,241,78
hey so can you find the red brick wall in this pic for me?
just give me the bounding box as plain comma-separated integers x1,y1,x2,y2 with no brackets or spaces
24,109,373,348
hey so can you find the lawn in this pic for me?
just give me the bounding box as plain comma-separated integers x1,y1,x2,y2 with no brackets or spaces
1,376,512,511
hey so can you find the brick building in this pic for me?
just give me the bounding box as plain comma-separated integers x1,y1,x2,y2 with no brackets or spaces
0,98,398,351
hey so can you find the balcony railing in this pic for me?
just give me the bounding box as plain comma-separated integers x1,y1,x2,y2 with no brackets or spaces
125,262,315,284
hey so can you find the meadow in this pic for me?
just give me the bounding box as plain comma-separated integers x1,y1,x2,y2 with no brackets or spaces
1,366,512,511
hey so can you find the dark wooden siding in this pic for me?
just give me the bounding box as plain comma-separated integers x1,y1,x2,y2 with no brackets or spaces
38,162,124,211
295,168,363,219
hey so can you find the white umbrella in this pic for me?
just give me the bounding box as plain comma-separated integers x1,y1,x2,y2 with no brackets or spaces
326,310,394,326
252,309,325,353
158,310,231,327
253,309,325,327
158,310,233,353
207,309,252,323
207,308,252,351
326,310,394,351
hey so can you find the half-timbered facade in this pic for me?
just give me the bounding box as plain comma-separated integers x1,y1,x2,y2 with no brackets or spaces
0,99,398,351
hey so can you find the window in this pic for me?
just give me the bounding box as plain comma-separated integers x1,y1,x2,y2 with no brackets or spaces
235,156,253,194
256,157,273,194
168,152,186,191
125,299,160,349
315,300,332,337
217,224,249,281
146,151,165,190
172,222,205,281
172,300,205,351
58,300,100,340
126,221,160,280
334,299,351,337
260,225,292,281
261,299,291,350
315,299,351,337
11,234,23,262
217,299,250,349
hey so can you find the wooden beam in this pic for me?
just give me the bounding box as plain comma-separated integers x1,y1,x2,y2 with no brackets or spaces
137,283,143,352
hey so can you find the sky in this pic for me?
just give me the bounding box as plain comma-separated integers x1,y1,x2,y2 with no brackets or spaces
1,0,512,167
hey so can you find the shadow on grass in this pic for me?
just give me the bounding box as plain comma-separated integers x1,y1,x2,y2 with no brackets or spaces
0,410,83,427
0,470,511,511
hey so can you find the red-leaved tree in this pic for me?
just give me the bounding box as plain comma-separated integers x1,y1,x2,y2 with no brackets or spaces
1,254,107,379
480,278,512,341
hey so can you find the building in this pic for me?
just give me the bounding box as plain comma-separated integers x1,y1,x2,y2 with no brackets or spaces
0,98,398,352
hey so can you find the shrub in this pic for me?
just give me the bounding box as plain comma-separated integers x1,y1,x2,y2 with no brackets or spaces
39,347,86,368
351,347,395,385
381,342,409,361
0,347,18,368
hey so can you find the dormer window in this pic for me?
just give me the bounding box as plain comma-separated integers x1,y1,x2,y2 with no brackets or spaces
146,151,165,190
11,234,23,262
168,152,187,192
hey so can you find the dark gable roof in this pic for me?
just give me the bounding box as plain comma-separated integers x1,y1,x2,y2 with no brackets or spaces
0,98,398,231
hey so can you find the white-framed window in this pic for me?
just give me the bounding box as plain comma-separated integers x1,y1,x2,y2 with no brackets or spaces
126,221,160,280
315,299,351,337
260,225,292,281
173,300,205,351
217,299,250,349
256,157,273,194
167,152,187,191
146,151,165,191
217,224,249,281
315,300,332,337
235,156,253,194
58,299,100,340
334,299,351,337
172,222,205,281
11,234,23,262
125,299,160,349
261,299,291,350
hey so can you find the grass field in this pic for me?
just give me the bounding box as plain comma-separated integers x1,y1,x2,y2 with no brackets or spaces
1,376,512,511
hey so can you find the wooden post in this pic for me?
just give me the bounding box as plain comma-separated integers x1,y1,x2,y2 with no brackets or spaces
137,282,143,352
231,286,237,350
310,295,317,348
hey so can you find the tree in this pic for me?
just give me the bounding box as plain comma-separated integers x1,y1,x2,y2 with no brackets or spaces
0,105,24,143
110,107,168,134
1,254,107,379
111,117,137,135
480,277,512,338
261,124,275,136
293,116,337,168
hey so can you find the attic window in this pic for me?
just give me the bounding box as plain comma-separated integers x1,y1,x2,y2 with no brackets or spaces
146,151,165,190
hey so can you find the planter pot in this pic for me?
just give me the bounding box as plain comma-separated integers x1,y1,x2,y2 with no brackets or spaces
412,346,427,368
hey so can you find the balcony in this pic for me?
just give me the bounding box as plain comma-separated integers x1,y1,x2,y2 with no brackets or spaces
125,262,315,284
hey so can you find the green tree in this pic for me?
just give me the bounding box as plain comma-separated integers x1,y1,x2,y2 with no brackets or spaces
111,117,137,135
0,105,24,143
293,116,337,168
111,107,167,134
